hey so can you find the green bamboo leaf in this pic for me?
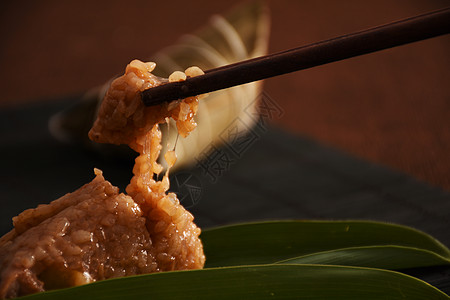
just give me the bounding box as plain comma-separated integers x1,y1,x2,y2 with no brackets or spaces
275,245,450,269
201,220,450,268
17,265,449,300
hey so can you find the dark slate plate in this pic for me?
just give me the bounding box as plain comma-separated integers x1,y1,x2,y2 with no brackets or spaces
1,96,449,293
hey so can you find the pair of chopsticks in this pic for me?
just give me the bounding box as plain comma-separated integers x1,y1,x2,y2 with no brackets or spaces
142,7,450,106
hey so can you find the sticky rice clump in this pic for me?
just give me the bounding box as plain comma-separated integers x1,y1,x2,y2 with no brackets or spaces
89,60,202,151
0,60,205,299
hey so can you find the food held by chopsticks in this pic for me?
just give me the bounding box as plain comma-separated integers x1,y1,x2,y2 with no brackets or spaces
0,60,205,299
2,3,449,298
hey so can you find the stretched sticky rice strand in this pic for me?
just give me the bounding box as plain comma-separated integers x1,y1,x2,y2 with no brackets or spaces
91,59,205,271
125,102,203,270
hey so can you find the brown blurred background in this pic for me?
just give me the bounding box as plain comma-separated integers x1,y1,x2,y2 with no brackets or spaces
0,0,449,190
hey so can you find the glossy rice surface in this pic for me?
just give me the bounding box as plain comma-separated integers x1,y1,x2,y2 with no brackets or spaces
0,60,205,299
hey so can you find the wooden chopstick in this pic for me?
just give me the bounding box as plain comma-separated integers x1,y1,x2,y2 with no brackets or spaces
142,7,450,106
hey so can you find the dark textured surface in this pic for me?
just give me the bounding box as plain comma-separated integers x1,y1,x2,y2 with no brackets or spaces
188,122,450,246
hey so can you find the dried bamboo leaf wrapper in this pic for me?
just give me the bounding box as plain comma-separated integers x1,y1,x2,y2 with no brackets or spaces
48,1,270,170
152,2,270,170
